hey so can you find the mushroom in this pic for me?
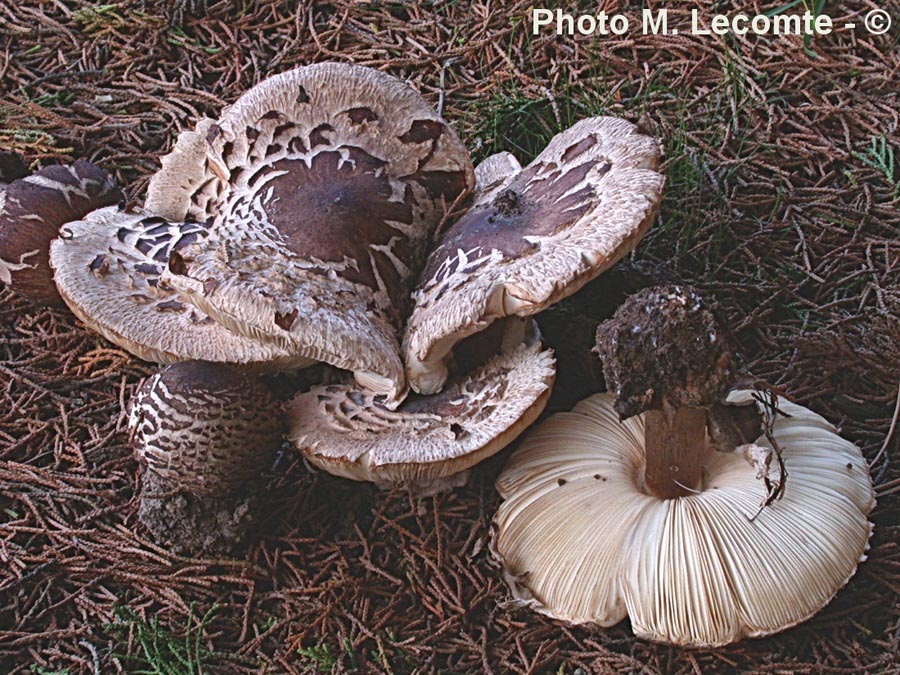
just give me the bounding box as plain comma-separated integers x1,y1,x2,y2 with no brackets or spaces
36,68,666,496
404,117,664,395
286,119,664,492
0,159,122,306
50,207,312,369
128,360,284,554
492,285,875,647
288,318,555,493
149,62,475,404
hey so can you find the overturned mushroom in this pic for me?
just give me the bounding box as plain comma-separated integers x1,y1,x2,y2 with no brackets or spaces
493,286,875,646
0,159,122,306
150,62,475,403
595,285,756,495
129,360,284,554
404,117,664,395
50,207,311,369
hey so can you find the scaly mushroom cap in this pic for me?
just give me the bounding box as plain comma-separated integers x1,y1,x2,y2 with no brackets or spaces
49,207,311,369
128,361,285,496
287,322,555,491
151,62,474,403
493,391,875,647
0,159,122,306
404,117,664,395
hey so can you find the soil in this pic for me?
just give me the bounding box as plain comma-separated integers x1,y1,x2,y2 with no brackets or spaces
137,471,257,556
594,285,736,418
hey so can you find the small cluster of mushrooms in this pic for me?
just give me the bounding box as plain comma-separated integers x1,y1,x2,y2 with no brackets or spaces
1,62,874,648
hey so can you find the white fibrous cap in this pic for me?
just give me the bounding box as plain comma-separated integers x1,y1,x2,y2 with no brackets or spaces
493,391,875,647
50,207,311,369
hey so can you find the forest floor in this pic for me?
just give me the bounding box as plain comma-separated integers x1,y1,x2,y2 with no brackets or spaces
1,1,898,673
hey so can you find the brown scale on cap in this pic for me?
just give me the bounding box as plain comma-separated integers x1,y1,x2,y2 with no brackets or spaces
0,159,122,306
277,150,573,494
148,62,475,404
287,325,555,493
50,208,309,369
242,149,416,321
51,63,476,385
283,130,658,492
420,146,606,287
404,117,665,396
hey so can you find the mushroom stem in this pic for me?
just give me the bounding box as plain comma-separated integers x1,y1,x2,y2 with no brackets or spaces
642,403,710,499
